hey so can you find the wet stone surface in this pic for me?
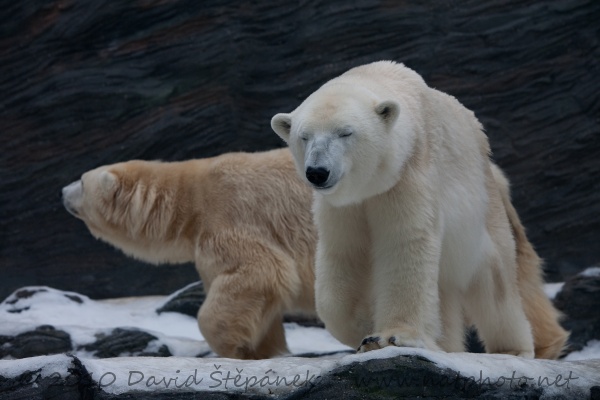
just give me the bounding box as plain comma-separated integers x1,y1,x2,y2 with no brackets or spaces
1,0,598,300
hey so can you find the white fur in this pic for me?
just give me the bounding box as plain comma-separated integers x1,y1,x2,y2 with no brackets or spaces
272,61,535,357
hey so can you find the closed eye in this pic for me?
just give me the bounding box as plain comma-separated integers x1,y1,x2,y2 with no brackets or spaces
337,126,353,138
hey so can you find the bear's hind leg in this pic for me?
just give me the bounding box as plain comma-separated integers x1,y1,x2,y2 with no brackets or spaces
464,255,534,358
438,288,466,353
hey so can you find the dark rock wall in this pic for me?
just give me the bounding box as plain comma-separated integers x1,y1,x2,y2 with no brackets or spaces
1,0,598,299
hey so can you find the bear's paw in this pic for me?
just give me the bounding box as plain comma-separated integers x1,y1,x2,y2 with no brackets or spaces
357,327,439,353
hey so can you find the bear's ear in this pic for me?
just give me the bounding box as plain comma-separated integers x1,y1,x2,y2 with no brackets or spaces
375,100,400,125
99,170,119,194
271,113,292,142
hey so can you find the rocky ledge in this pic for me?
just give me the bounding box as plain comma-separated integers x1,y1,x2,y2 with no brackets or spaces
1,269,600,399
2,0,599,302
1,350,599,399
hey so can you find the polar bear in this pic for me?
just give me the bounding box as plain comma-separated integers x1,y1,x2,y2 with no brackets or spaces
62,149,317,359
271,61,568,358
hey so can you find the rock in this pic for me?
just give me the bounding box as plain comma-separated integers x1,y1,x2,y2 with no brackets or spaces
0,325,177,360
283,315,325,329
80,328,172,358
0,0,598,300
465,328,486,354
157,282,205,317
0,350,598,399
0,325,72,359
289,350,354,359
554,268,600,319
553,267,600,352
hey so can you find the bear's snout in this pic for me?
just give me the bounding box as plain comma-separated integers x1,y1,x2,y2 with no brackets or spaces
62,180,83,218
306,167,330,187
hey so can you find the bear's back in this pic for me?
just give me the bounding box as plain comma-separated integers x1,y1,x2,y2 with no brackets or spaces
203,148,316,258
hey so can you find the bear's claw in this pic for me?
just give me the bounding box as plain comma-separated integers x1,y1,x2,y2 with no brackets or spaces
357,328,438,353
357,336,380,351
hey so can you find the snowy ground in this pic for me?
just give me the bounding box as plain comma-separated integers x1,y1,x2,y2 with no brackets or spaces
1,279,599,397
1,283,600,361
0,286,351,359
0,346,598,397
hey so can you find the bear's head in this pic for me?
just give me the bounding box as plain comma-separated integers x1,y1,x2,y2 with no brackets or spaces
61,161,187,264
62,165,121,236
271,82,411,206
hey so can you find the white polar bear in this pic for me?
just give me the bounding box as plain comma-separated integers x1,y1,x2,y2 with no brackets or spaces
271,61,556,358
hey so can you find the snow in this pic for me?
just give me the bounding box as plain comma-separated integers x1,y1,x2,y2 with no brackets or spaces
0,286,350,359
543,282,565,300
83,354,338,395
2,284,599,363
1,349,598,397
284,323,352,355
580,266,600,277
564,340,600,361
1,284,599,397
0,287,199,340
344,347,600,397
0,354,71,379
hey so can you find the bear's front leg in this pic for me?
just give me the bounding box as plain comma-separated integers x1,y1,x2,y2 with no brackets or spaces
359,185,442,353
196,231,296,359
198,276,288,359
313,200,374,348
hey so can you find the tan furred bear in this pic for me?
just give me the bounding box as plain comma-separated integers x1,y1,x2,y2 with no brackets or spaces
62,148,316,359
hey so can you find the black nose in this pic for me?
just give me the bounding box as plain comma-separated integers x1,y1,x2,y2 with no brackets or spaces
306,167,330,186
